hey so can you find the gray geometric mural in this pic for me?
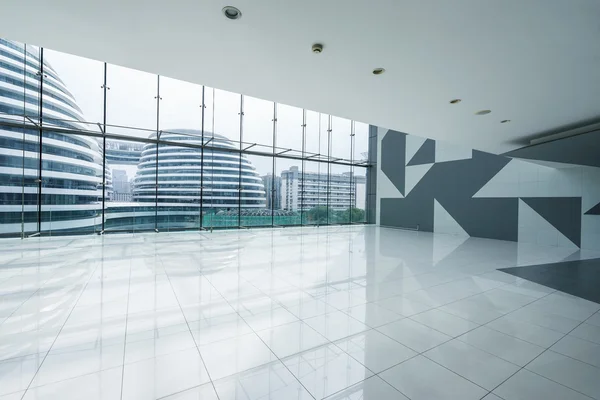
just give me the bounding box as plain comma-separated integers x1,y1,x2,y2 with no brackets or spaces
521,197,581,247
378,129,597,248
381,131,406,196
586,202,600,215
504,129,600,168
407,139,435,166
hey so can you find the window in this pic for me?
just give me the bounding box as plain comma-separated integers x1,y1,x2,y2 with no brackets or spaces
106,64,157,138
0,37,372,237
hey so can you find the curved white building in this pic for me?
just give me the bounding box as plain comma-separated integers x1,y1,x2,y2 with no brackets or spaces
119,130,265,229
0,39,103,236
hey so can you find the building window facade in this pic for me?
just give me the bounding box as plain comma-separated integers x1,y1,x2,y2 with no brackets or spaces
0,38,371,237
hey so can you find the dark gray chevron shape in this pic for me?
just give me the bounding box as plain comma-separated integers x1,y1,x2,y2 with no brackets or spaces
407,139,435,166
585,202,600,215
504,129,600,168
522,197,582,247
380,150,518,241
381,130,407,195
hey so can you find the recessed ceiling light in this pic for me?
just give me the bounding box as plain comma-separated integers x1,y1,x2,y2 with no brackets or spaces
501,119,511,123
475,110,491,115
372,68,385,75
449,99,461,104
312,43,324,54
222,6,242,20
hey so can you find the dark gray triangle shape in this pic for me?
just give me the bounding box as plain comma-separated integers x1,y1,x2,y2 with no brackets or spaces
585,202,600,215
522,197,582,247
407,139,435,166
499,258,600,304
381,131,406,195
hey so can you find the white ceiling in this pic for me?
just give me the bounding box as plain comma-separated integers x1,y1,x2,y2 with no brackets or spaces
2,0,600,154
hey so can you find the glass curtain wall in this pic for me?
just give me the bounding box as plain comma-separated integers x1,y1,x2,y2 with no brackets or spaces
353,122,369,223
241,96,273,227
41,49,104,235
0,37,371,238
157,76,203,232
0,42,41,237
276,104,303,226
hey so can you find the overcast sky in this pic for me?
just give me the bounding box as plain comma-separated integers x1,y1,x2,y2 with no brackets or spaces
44,48,368,180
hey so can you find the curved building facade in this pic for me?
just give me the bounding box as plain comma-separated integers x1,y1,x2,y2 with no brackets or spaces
106,130,266,230
105,130,267,231
133,130,265,208
0,39,103,236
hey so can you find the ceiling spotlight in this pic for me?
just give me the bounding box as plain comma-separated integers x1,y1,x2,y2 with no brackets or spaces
475,110,491,115
312,43,324,54
501,119,511,123
222,6,242,20
449,99,461,104
372,68,386,75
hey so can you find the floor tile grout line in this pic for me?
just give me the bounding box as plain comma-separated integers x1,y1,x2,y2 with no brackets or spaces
216,305,321,397
479,299,599,341
481,315,569,348
295,262,522,324
530,348,600,376
372,288,562,400
340,284,490,320
0,261,88,329
118,258,133,400
158,254,222,400
18,262,101,400
481,306,600,399
296,279,535,399
358,268,550,318
7,364,123,396
374,267,595,346
197,266,319,400
321,374,409,400
321,331,417,400
187,229,558,400
5,227,599,399
523,309,600,371
369,274,541,340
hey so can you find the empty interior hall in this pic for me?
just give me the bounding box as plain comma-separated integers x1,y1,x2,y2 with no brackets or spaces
1,1,600,400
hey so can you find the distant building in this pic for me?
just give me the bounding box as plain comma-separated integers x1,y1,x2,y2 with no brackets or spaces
261,174,281,210
112,169,130,193
280,166,366,212
112,169,132,202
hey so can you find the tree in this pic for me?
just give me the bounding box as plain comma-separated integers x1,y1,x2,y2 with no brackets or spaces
350,207,365,222
307,206,330,223
338,207,365,223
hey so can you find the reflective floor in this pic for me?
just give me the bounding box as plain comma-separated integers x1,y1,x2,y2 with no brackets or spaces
1,226,600,400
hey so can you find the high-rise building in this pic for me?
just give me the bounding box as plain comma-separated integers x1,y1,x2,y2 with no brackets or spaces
112,169,129,193
0,39,104,236
280,166,366,212
261,174,281,210
111,168,131,202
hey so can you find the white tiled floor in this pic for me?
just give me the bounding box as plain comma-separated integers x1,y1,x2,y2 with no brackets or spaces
1,225,600,399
